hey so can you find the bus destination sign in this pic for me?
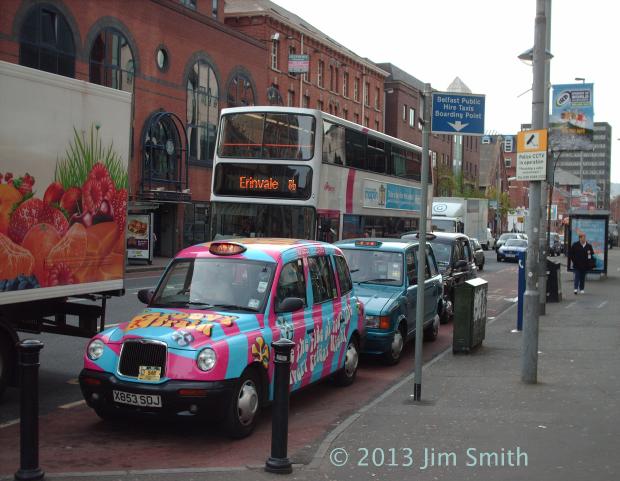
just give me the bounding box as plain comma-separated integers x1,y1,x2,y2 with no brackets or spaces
214,163,312,200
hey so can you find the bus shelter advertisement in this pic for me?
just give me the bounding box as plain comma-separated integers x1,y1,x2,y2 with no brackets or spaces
569,216,607,273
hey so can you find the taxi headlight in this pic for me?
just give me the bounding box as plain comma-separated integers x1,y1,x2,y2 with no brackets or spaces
365,315,380,328
197,348,217,371
87,339,105,360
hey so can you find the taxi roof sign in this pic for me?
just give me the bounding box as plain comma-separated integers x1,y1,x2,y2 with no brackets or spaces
209,242,246,256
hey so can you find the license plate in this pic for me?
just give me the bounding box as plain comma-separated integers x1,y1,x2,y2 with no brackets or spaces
112,390,162,408
138,365,161,381
505,253,515,257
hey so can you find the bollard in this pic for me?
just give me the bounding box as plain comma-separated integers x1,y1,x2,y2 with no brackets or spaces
14,339,45,481
265,338,295,475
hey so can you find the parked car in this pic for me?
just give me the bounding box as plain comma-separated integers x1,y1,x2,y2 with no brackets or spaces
79,239,364,438
470,237,485,271
401,232,477,324
485,228,496,250
335,239,442,365
495,232,527,251
548,232,562,256
497,238,528,262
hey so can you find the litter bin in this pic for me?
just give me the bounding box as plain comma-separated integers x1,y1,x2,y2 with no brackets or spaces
546,258,562,303
453,278,488,353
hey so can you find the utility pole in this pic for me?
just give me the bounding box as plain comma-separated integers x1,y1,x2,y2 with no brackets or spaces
538,0,552,315
413,82,431,401
522,0,548,384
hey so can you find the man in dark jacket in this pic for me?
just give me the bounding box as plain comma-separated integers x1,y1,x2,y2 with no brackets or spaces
569,233,595,294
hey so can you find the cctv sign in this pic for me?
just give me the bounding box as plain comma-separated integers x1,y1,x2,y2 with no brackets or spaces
516,129,547,181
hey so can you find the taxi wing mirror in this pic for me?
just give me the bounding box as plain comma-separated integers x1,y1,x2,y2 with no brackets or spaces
454,259,468,269
138,288,154,304
275,297,304,313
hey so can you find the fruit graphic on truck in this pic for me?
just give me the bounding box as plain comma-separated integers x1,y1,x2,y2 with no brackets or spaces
0,60,131,398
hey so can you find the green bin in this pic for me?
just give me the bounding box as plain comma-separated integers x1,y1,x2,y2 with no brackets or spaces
453,278,488,353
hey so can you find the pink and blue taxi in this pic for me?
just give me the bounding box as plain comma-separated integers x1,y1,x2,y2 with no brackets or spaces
79,239,364,438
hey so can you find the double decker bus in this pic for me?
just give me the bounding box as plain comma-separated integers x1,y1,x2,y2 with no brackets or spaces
209,106,430,241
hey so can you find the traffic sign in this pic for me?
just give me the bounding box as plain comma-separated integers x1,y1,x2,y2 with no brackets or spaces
431,92,485,135
516,129,548,181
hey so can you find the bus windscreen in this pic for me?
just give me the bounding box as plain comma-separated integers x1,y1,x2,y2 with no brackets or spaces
217,112,315,160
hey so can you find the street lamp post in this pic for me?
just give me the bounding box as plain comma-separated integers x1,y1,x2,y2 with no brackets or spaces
522,0,548,384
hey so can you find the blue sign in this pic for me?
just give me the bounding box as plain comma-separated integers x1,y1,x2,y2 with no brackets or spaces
386,183,421,212
431,92,485,135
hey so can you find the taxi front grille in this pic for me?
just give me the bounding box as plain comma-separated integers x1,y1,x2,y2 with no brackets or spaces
118,340,167,378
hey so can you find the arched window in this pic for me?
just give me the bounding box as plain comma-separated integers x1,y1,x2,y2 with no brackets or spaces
19,4,75,77
227,73,255,107
187,60,219,163
143,113,181,182
89,28,135,92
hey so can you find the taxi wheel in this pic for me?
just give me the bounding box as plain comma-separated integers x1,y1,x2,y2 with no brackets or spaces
334,336,359,387
424,316,439,342
383,323,405,365
225,369,261,439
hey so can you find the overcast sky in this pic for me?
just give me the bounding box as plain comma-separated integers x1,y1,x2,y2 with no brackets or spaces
273,0,619,183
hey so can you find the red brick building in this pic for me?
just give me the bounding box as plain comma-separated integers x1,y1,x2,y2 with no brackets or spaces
1,0,268,256
224,0,387,130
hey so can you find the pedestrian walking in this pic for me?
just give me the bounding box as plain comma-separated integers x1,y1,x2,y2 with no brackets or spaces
569,232,595,294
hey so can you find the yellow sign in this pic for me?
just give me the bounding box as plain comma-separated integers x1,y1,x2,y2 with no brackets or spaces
516,129,548,181
517,129,547,152
138,366,161,381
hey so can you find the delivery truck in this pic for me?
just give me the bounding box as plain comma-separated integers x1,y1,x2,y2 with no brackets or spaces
431,197,490,249
0,61,131,398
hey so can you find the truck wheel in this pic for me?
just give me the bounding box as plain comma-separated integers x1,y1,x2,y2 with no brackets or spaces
334,335,359,387
0,333,15,400
224,368,262,439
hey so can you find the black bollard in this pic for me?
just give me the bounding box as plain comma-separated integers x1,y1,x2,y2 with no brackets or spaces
265,338,295,474
14,339,45,481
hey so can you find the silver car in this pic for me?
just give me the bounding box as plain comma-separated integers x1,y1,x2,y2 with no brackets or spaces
470,237,485,271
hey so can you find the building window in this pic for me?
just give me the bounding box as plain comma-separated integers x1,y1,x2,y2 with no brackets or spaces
287,89,295,107
343,71,349,97
271,39,279,70
89,28,135,93
180,0,197,8
364,117,369,127
317,60,324,88
329,65,334,91
212,0,218,18
187,60,219,163
335,67,339,93
354,113,360,124
505,158,512,167
317,99,324,111
375,87,380,109
354,78,359,102
375,119,380,131
303,94,309,108
226,73,255,107
409,107,415,127
343,108,348,120
19,5,76,78
402,104,407,121
364,82,370,106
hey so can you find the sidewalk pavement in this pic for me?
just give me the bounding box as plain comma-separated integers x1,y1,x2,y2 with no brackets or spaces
5,251,619,481
125,257,171,274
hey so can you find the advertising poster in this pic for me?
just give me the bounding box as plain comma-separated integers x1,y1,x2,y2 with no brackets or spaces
549,83,594,151
126,214,151,261
569,217,607,273
363,180,421,212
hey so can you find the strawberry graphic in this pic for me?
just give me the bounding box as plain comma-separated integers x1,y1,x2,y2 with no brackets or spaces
59,187,82,215
40,204,69,237
45,263,76,287
12,174,35,197
7,197,45,243
43,182,65,205
111,188,127,232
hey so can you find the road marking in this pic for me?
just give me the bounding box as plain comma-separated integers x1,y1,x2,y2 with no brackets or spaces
0,419,19,429
565,301,576,309
597,301,608,309
504,297,518,303
59,400,86,409
66,378,79,385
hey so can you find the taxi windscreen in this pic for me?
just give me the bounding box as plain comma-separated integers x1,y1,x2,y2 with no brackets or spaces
340,249,403,286
150,258,276,312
